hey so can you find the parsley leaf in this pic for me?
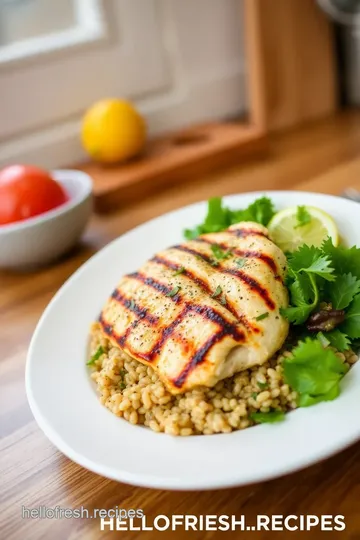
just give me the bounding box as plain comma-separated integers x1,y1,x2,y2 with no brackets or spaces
282,246,335,325
322,238,360,280
283,339,348,406
288,245,335,281
328,273,360,310
87,346,105,366
250,411,285,424
295,206,311,228
255,312,269,321
326,329,351,352
173,266,185,276
341,295,360,339
257,381,269,390
184,226,205,240
167,286,181,297
183,196,275,239
235,258,246,268
281,304,314,325
298,385,340,407
211,285,222,298
231,196,275,226
210,244,232,261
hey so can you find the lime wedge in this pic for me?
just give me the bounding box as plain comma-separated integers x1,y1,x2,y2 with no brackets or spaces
267,206,339,252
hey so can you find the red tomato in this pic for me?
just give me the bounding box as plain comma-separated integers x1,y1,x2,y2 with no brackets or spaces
0,165,69,225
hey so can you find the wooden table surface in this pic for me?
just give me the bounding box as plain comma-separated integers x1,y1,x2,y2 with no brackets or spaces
2,112,360,540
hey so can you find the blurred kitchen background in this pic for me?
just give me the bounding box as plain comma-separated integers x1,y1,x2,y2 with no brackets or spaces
0,0,358,170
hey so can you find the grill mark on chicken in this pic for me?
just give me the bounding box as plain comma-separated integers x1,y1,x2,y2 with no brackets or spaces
172,329,227,388
127,273,182,302
111,289,159,325
195,237,280,278
102,273,246,386
173,245,276,310
228,228,269,239
151,255,259,334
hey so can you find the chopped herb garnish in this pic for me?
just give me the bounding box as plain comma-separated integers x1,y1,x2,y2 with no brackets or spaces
120,369,127,378
210,244,232,261
167,285,181,297
295,206,311,228
211,285,222,298
235,258,246,268
129,299,136,310
87,346,105,366
119,382,126,390
255,312,269,321
173,266,185,276
251,392,258,400
220,297,227,305
250,411,285,424
257,381,269,390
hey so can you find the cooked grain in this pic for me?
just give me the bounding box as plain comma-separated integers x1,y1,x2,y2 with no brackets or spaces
89,323,357,436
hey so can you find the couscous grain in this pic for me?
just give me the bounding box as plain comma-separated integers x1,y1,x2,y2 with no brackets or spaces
88,322,357,436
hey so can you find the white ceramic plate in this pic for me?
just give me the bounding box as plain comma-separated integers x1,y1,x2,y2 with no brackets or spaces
26,191,360,491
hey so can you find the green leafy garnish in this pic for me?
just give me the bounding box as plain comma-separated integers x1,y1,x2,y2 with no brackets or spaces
183,196,275,239
250,411,285,424
322,238,360,280
251,392,258,400
295,206,311,228
167,286,181,297
281,245,335,325
87,346,105,366
257,381,269,390
283,339,348,406
173,266,185,276
255,312,269,321
210,244,232,261
235,258,246,268
129,299,136,310
317,331,330,348
119,382,126,390
211,285,222,298
328,273,360,310
326,329,351,352
341,295,360,339
288,245,335,281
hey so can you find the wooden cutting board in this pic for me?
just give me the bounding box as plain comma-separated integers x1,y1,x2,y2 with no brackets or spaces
79,122,267,213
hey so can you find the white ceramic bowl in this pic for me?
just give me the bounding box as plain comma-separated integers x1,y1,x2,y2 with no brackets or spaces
26,191,360,490
0,169,93,269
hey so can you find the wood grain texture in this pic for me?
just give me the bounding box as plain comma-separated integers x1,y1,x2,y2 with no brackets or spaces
2,112,360,540
245,0,337,131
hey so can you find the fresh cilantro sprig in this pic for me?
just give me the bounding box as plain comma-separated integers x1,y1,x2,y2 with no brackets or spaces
295,206,312,228
184,196,275,240
283,339,348,407
281,245,335,325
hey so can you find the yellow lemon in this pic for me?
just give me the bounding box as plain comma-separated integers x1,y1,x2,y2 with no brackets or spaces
81,99,146,164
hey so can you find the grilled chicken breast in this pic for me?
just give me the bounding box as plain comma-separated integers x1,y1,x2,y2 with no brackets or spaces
100,221,289,393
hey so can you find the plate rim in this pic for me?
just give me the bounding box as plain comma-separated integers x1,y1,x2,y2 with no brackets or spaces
26,190,360,490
